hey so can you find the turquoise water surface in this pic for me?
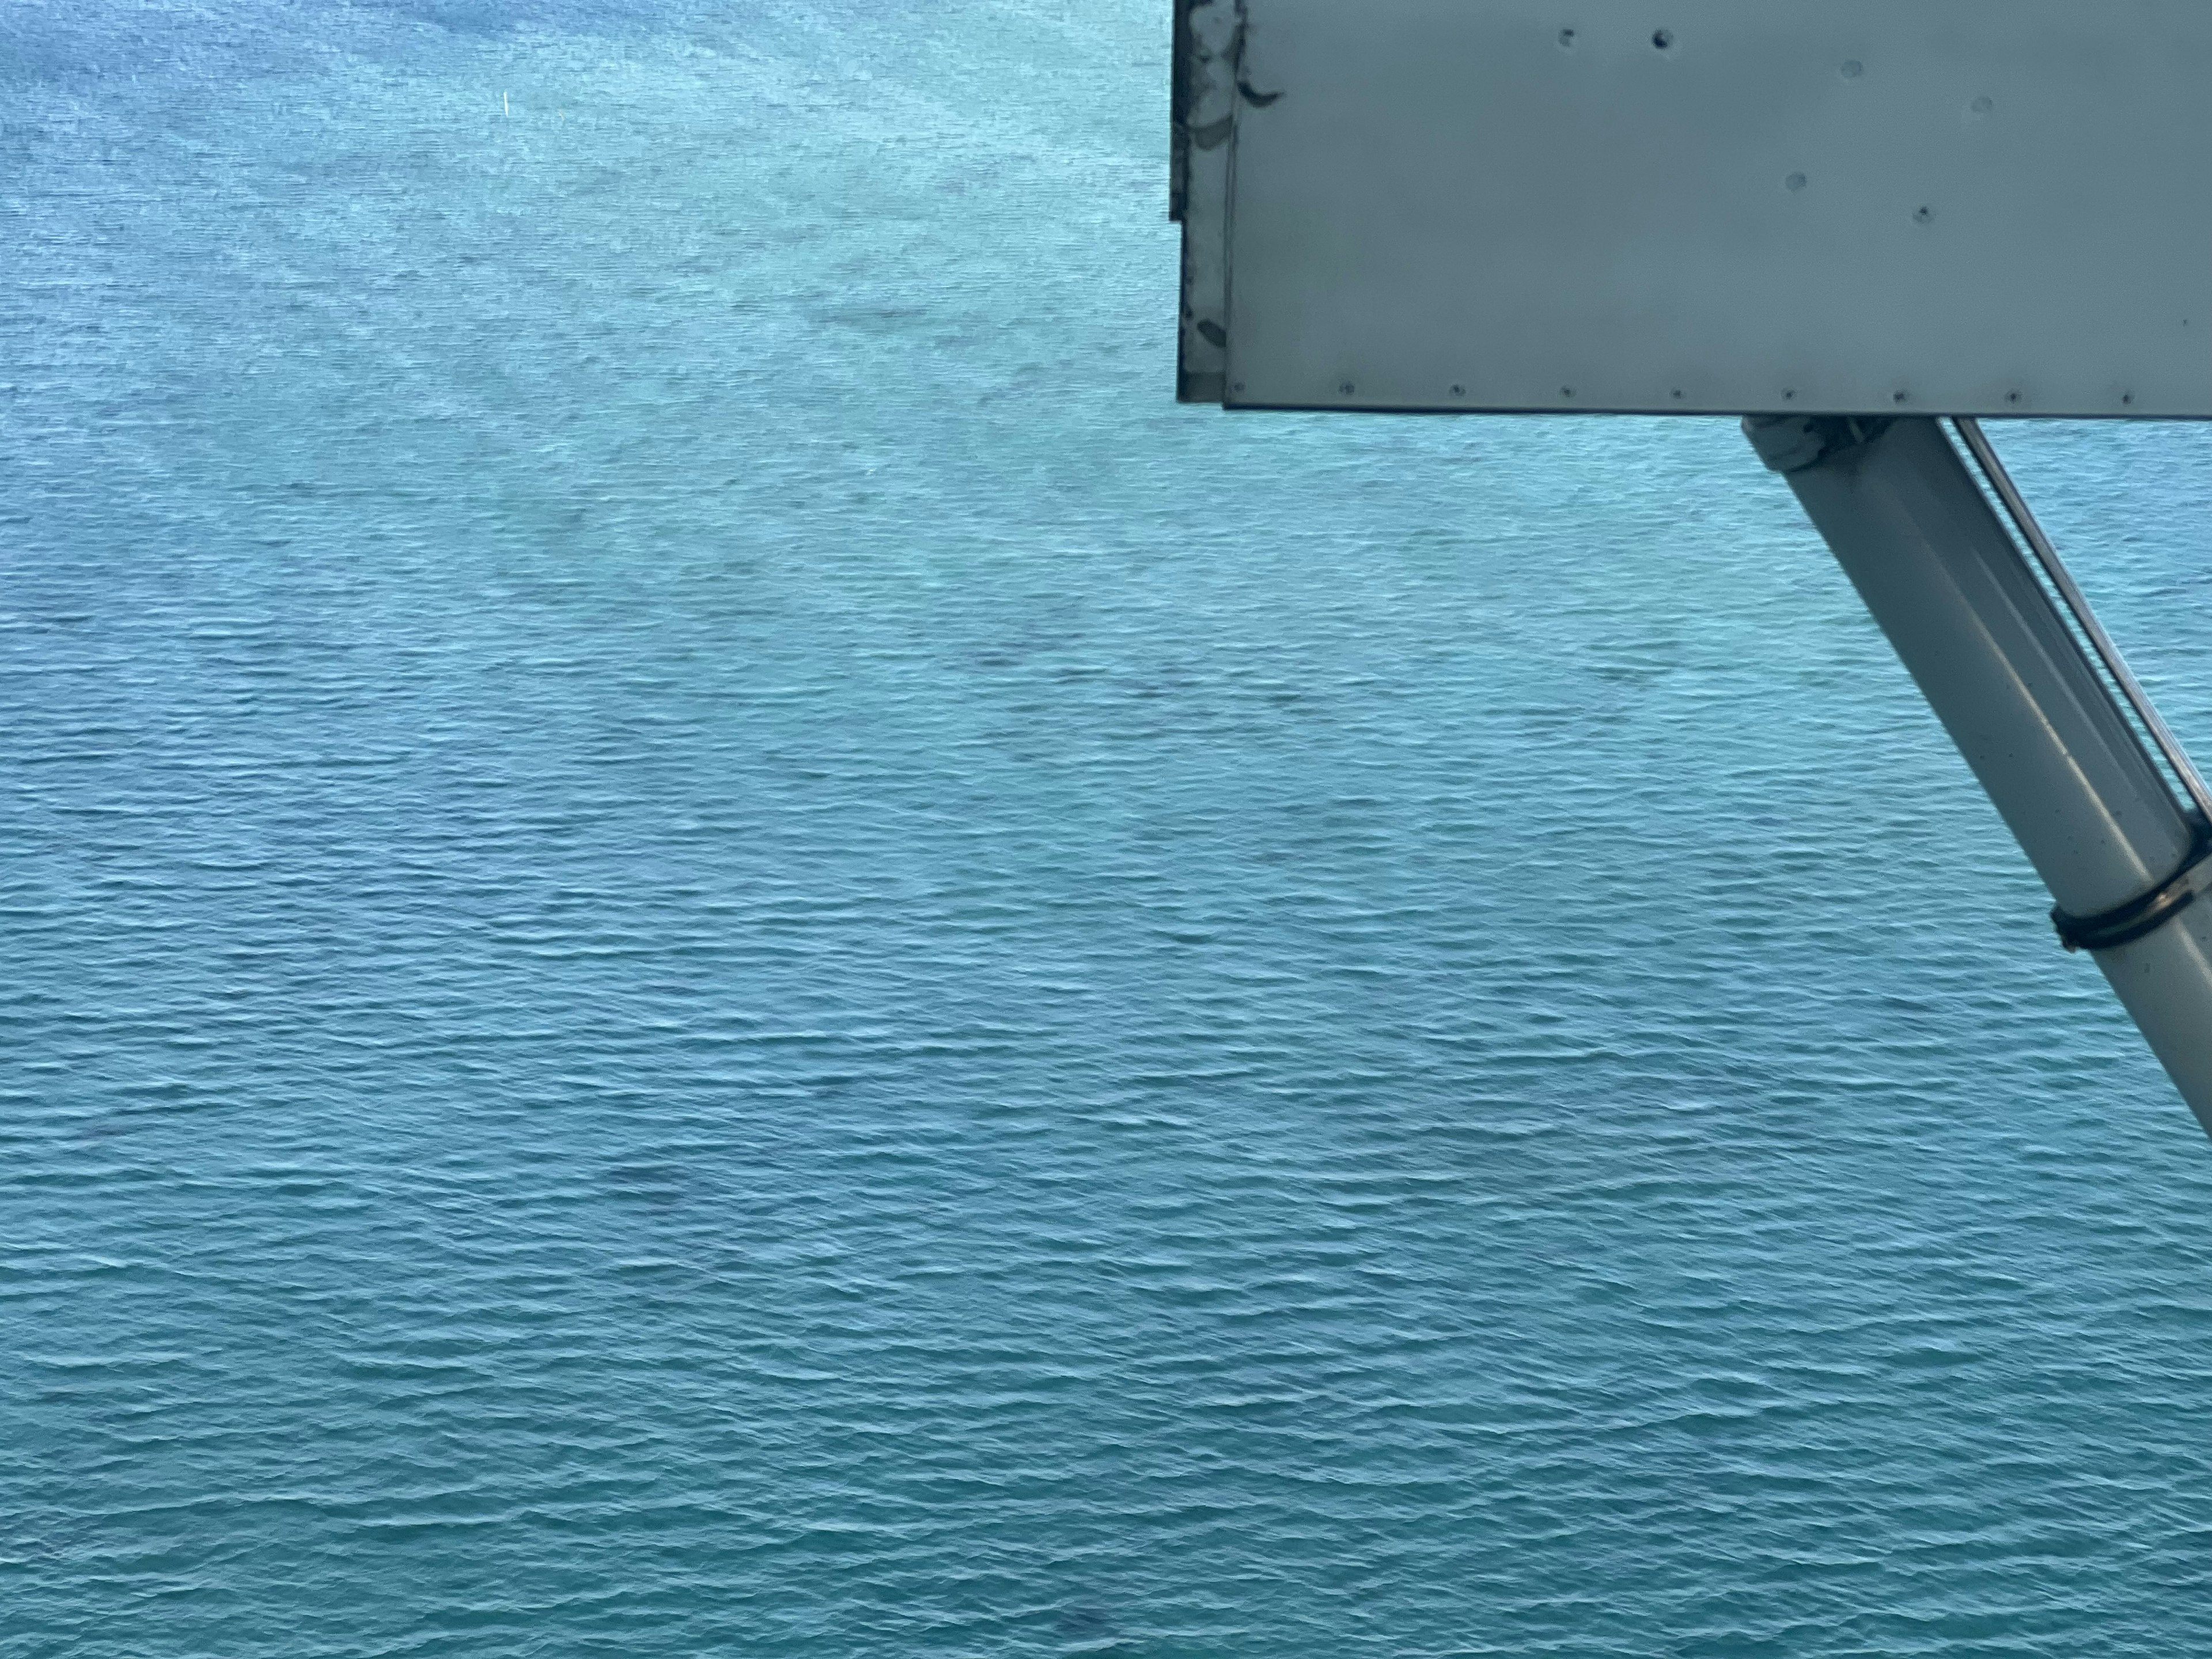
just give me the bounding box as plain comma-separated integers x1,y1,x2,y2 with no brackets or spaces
13,3,2212,1653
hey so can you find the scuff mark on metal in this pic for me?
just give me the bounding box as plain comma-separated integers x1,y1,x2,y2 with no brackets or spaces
1173,0,1243,401
1171,0,1241,218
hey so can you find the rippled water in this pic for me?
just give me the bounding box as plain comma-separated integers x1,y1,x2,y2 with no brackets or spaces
13,3,2212,1653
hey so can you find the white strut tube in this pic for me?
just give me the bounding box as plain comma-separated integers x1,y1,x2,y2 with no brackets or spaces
1747,414,2212,1136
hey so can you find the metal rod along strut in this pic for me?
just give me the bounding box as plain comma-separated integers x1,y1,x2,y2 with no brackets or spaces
1950,416,2212,830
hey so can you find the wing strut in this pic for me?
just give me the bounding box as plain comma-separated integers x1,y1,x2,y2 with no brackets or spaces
1748,415,2212,1132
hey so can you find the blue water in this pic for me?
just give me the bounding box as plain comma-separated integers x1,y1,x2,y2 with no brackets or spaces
13,3,2212,1653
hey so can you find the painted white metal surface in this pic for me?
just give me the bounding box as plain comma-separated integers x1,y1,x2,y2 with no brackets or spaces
1775,419,2195,918
2102,909,2212,1135
1181,0,2212,416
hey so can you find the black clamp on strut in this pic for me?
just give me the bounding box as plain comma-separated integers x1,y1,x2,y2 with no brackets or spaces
2052,828,2212,953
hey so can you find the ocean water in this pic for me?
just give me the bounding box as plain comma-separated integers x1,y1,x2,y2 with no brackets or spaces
13,2,2212,1653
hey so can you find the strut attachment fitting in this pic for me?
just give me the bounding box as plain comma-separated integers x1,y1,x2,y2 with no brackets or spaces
1743,415,1893,477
